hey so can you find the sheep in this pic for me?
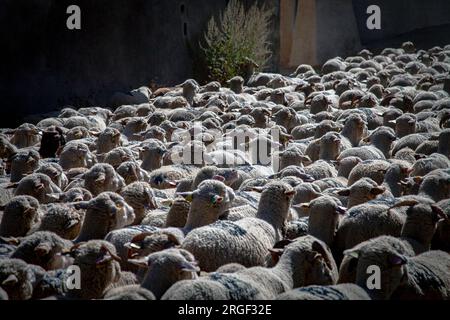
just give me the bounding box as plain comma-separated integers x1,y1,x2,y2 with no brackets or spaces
303,160,338,180
14,173,62,204
127,248,199,299
66,126,91,141
437,129,450,157
104,285,155,300
335,157,363,179
303,196,346,246
58,187,92,203
120,182,157,224
417,169,450,202
36,204,83,240
64,240,122,299
341,114,368,147
163,235,338,300
83,163,125,196
35,162,68,190
410,153,450,177
292,182,322,206
0,258,35,300
191,166,241,190
347,160,391,186
103,147,137,169
318,132,352,161
0,136,18,161
139,140,167,171
0,196,41,237
115,161,149,186
10,123,41,148
181,181,295,271
276,284,370,300
105,179,234,266
400,203,445,254
148,165,200,189
10,231,72,270
344,236,450,300
39,126,66,158
392,133,429,156
335,178,386,208
59,141,96,170
74,192,135,242
334,200,414,261
10,149,40,183
96,128,122,154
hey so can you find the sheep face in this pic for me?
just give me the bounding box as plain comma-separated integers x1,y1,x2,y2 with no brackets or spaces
84,164,125,196
0,196,41,237
131,248,199,298
36,163,68,190
59,142,96,170
344,236,411,300
319,133,343,161
97,128,121,153
278,236,338,288
11,123,41,148
0,259,34,300
117,161,149,185
10,150,40,183
180,180,236,229
125,231,180,260
338,178,385,208
11,231,71,270
305,196,346,245
69,241,121,299
14,173,62,204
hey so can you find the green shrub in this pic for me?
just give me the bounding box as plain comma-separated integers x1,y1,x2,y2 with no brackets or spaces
201,0,274,84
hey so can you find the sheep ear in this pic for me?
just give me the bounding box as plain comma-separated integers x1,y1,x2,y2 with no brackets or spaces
337,189,350,197
46,193,62,201
268,248,284,259
130,232,154,244
160,199,173,207
312,240,333,269
72,201,89,210
5,183,19,189
344,249,360,259
128,257,149,268
431,205,447,220
212,175,225,182
284,190,296,197
389,254,408,266
0,236,21,245
180,261,200,273
34,243,51,256
177,192,194,202
370,187,385,196
2,274,18,286
64,220,80,230
251,186,265,193
161,231,181,246
390,199,419,210
293,203,310,210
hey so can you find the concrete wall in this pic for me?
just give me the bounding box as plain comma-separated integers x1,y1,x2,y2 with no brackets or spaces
279,0,450,69
0,0,280,127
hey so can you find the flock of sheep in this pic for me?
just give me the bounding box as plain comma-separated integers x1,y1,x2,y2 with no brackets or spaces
0,41,450,300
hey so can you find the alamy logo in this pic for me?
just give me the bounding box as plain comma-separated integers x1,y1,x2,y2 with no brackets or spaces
65,265,81,290
366,5,381,30
366,265,381,290
66,5,81,30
